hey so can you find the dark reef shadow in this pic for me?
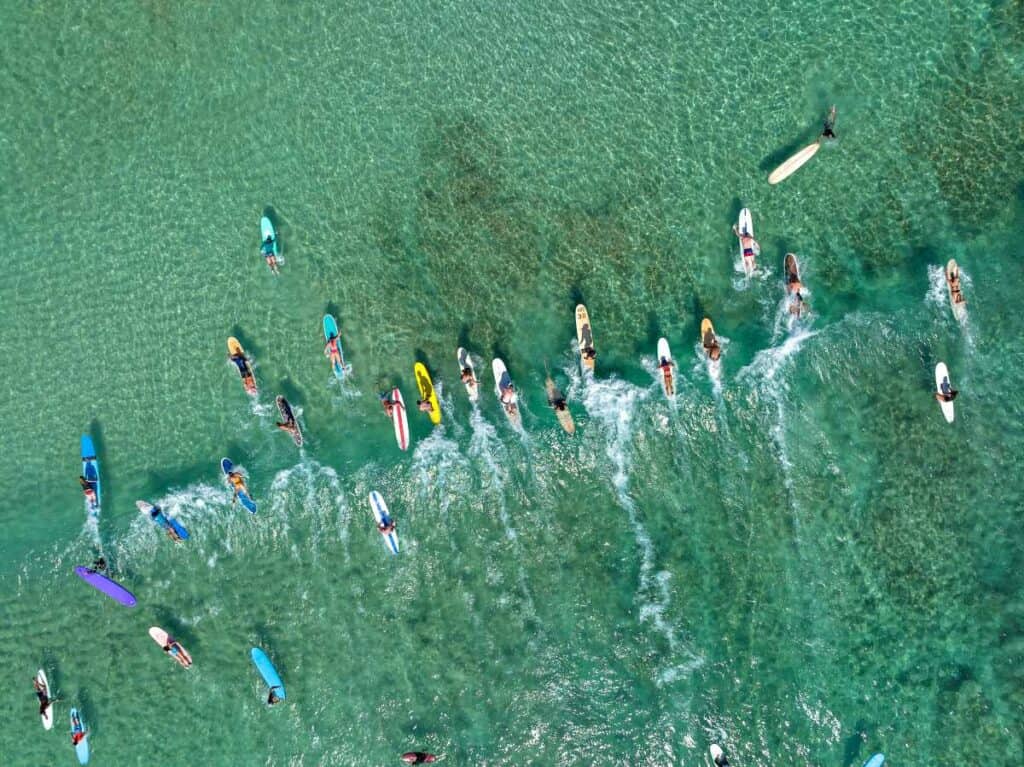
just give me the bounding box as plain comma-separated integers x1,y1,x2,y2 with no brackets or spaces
230,325,262,360
150,605,200,650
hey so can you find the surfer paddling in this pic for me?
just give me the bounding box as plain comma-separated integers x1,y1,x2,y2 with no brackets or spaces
261,234,280,274
33,677,56,716
267,686,284,706
821,105,837,140
935,380,959,403
659,355,675,394
401,753,438,764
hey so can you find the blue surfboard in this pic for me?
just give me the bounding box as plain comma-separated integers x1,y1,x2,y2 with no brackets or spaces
251,647,286,701
322,314,347,379
80,435,100,518
221,458,257,514
70,707,89,764
137,501,190,541
862,755,884,767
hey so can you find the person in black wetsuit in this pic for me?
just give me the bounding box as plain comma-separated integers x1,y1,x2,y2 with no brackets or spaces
821,105,837,139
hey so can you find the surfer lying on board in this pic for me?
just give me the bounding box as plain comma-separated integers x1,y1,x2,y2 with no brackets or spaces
659,356,675,389
703,335,722,361
417,398,435,413
378,517,397,534
33,678,55,715
460,366,475,384
268,686,284,705
821,105,837,139
947,268,965,304
379,392,396,417
150,506,184,542
582,345,597,362
79,476,98,505
261,235,280,274
935,380,959,402
227,471,247,503
275,418,301,441
732,225,760,261
401,753,438,764
500,382,517,405
162,639,188,664
324,333,343,366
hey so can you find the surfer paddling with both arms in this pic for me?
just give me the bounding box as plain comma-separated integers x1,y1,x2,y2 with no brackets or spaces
401,753,438,764
32,677,57,716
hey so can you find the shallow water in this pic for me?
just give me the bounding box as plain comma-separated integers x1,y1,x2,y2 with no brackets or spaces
2,1,1023,765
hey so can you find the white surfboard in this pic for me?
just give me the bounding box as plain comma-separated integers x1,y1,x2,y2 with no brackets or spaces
368,491,400,554
736,208,756,276
36,669,53,730
935,362,955,423
656,337,674,398
389,387,410,450
457,347,479,402
492,358,522,427
768,141,821,185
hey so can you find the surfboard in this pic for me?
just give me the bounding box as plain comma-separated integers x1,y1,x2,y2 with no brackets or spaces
221,458,257,514
323,314,347,379
736,208,757,276
368,491,400,554
457,347,479,402
544,374,575,435
70,707,89,765
861,755,884,767
276,396,303,447
768,140,821,185
149,627,193,668
250,647,286,701
656,337,674,397
260,216,280,257
935,362,955,423
576,304,596,371
701,318,717,355
414,363,442,425
710,744,729,766
37,669,53,730
492,358,521,427
946,259,967,320
80,434,100,518
137,500,189,542
388,387,410,450
74,566,137,607
227,337,258,396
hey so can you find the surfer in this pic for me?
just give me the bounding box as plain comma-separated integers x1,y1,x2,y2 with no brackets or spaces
276,418,300,440
659,356,675,391
324,332,343,367
91,556,106,572
732,224,760,263
582,345,597,362
712,747,730,767
32,677,54,715
417,398,434,413
380,391,396,417
378,517,397,534
947,266,965,304
935,380,959,402
268,686,284,705
71,717,87,745
499,381,516,405
703,333,722,362
261,235,280,274
227,470,247,503
460,366,475,384
78,476,97,505
401,753,438,765
821,105,837,139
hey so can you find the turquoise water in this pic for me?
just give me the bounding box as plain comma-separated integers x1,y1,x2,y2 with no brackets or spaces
2,0,1023,764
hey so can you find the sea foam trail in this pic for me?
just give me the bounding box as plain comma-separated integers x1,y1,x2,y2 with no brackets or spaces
926,262,974,349
577,371,703,683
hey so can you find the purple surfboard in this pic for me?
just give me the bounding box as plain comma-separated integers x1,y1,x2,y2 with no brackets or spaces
74,566,137,607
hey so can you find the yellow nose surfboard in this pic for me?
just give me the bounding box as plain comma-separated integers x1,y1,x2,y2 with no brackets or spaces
414,362,441,425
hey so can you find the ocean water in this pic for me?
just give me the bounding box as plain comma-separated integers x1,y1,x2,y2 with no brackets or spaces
2,0,1023,764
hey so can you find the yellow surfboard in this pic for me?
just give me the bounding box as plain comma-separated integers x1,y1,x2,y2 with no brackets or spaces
227,336,245,357
414,362,441,425
700,318,716,353
575,304,595,371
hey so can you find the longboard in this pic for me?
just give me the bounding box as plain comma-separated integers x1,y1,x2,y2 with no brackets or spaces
276,396,303,447
74,566,137,607
457,347,479,402
736,209,756,276
149,627,193,668
323,314,347,379
862,756,884,767
946,259,967,321
935,362,955,423
545,374,575,435
227,337,258,396
37,669,53,730
137,500,189,542
492,358,521,427
368,491,400,554
388,388,410,450
656,337,674,397
70,707,89,765
710,744,729,766
250,647,286,701
80,434,100,519
414,362,441,425
768,140,821,185
221,458,257,514
576,304,595,371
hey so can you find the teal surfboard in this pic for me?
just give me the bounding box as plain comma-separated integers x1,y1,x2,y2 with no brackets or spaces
322,314,347,379
251,647,286,700
862,755,884,767
260,216,280,258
